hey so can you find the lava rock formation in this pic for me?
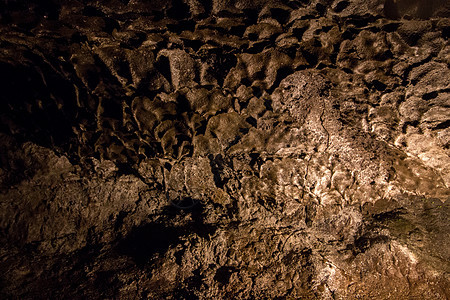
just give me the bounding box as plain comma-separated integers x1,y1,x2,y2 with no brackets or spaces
0,0,449,298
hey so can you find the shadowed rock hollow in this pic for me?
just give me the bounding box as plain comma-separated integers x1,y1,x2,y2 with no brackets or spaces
0,0,449,298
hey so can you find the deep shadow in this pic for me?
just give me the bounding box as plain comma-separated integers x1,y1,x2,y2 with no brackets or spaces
118,203,217,265
214,266,236,285
117,223,185,265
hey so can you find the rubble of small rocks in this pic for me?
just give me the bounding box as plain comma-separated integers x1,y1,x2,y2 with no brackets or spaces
0,0,449,298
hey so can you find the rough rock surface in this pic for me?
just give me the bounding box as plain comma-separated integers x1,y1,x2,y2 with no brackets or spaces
0,0,449,298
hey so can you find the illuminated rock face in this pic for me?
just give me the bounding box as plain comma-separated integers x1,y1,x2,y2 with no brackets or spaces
0,0,449,298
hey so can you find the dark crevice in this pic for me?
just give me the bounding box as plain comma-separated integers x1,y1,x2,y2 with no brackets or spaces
247,41,271,53
167,0,191,20
268,66,294,93
117,222,185,265
242,9,259,25
208,154,229,189
352,234,390,255
334,1,349,13
167,19,196,34
270,8,290,24
155,55,172,85
432,120,450,130
422,91,438,100
214,266,236,285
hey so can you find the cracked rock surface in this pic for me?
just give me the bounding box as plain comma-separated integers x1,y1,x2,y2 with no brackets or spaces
0,0,449,298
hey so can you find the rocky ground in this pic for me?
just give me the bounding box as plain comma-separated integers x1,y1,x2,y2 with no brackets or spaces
0,0,449,298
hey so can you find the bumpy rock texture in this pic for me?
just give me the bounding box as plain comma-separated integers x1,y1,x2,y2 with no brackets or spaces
0,0,449,298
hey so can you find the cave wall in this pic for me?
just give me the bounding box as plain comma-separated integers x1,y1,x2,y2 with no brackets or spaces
0,0,449,298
